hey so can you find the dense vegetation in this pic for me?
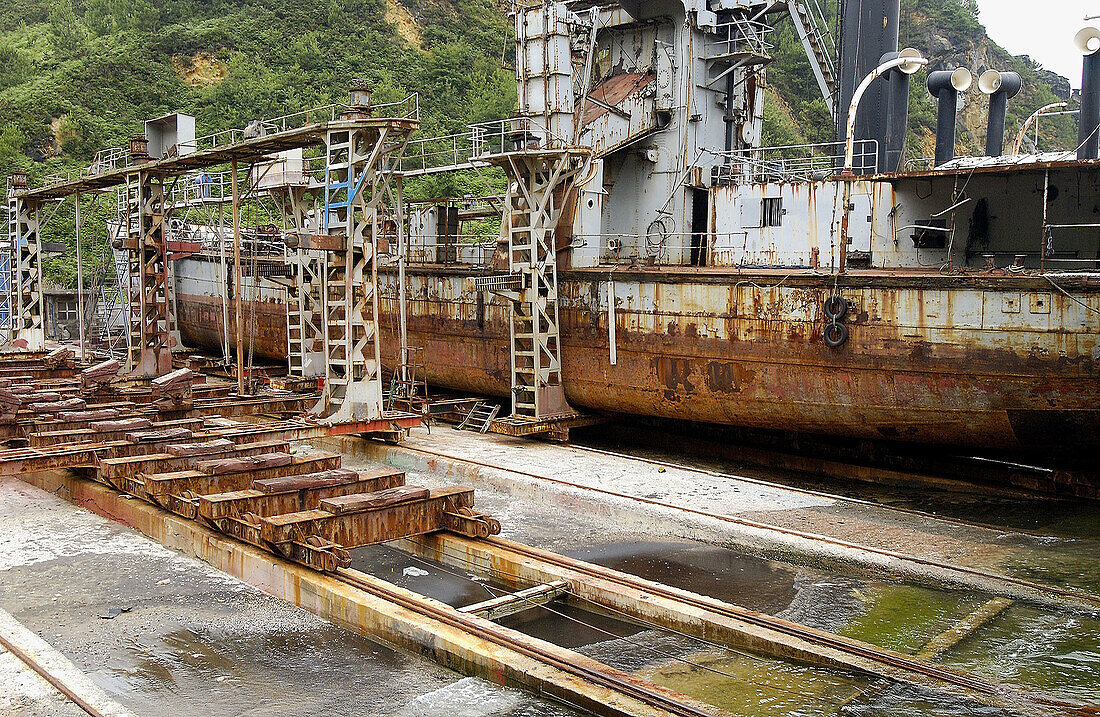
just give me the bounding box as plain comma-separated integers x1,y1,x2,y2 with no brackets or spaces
0,0,1080,286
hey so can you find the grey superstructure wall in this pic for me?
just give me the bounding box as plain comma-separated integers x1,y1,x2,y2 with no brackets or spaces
836,0,901,173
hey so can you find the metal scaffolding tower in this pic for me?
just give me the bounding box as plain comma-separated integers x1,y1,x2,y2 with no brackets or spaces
315,107,414,423
488,147,587,429
8,187,45,351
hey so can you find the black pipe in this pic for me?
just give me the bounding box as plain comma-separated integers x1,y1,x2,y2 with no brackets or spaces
927,70,970,166
1079,52,1100,159
982,71,1021,157
836,0,901,174
879,52,912,172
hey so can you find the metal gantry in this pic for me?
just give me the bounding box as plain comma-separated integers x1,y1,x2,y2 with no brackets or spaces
8,92,419,424
316,112,414,423
492,148,587,425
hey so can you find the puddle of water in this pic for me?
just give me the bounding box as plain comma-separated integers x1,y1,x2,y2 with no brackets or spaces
565,540,799,615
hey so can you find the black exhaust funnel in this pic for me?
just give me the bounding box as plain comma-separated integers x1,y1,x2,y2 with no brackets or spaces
837,0,901,174
1075,26,1100,160
978,70,1021,157
927,68,973,166
879,51,913,172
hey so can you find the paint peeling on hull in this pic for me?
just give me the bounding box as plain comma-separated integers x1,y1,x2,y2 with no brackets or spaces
172,260,1100,455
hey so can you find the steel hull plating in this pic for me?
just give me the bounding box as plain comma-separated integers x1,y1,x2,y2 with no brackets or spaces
174,258,1100,455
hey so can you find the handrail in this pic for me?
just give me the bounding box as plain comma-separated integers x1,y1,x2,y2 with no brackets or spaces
35,94,420,191
714,140,879,183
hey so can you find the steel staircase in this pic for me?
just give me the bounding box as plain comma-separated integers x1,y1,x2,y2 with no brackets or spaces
457,400,501,434
787,0,837,114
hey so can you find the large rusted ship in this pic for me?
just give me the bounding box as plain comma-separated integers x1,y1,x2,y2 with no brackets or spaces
170,0,1099,456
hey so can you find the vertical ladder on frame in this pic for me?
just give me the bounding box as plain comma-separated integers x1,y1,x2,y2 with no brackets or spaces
487,148,588,429
2,183,15,345
286,249,324,379
122,172,172,377
8,186,44,350
273,183,325,381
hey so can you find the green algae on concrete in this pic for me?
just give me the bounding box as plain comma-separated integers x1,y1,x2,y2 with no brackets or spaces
637,649,866,717
836,583,984,655
939,603,1100,704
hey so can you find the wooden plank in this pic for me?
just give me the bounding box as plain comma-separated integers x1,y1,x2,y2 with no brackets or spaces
98,439,290,481
319,486,429,514
261,487,474,547
254,468,362,493
199,470,405,522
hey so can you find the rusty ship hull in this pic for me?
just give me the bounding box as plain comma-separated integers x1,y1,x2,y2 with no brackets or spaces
174,255,1100,456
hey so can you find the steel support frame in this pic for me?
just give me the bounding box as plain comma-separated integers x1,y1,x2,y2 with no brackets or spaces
317,124,411,423
1,191,16,345
287,249,326,378
124,172,172,377
500,151,586,422
10,195,44,350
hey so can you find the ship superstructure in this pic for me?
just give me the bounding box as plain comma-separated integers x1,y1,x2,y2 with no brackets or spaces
10,0,1097,461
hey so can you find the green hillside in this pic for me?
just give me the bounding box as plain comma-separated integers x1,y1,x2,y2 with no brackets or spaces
765,0,1078,158
0,0,1081,286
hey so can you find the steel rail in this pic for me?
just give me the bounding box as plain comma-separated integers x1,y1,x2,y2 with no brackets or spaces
0,632,105,717
476,537,1100,716
332,567,720,717
391,443,1100,610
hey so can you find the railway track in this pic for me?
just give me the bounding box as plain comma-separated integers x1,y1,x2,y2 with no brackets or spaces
332,568,722,717
382,438,1100,612
461,536,1100,717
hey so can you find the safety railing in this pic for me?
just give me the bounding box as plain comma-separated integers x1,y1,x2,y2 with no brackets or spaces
706,17,773,61
400,132,478,174
470,116,574,156
714,140,878,184
36,95,419,190
403,236,498,267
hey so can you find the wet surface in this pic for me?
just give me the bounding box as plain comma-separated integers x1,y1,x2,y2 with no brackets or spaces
565,540,800,615
0,478,580,717
7,422,1100,717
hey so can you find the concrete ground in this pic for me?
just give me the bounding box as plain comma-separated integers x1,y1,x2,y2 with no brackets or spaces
0,477,575,717
0,644,89,717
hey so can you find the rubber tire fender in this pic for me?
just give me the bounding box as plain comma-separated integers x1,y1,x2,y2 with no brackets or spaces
824,294,849,321
823,321,849,348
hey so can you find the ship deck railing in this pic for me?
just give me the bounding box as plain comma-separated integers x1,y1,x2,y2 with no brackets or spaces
713,140,879,185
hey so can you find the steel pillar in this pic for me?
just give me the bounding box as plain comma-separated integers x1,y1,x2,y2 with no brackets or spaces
124,172,172,377
499,150,587,423
315,123,411,422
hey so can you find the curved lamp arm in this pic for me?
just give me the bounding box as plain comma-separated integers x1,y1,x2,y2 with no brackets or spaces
844,55,929,174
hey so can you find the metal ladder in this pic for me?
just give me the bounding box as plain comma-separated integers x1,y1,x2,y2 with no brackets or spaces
2,184,15,344
457,401,501,434
787,0,837,115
